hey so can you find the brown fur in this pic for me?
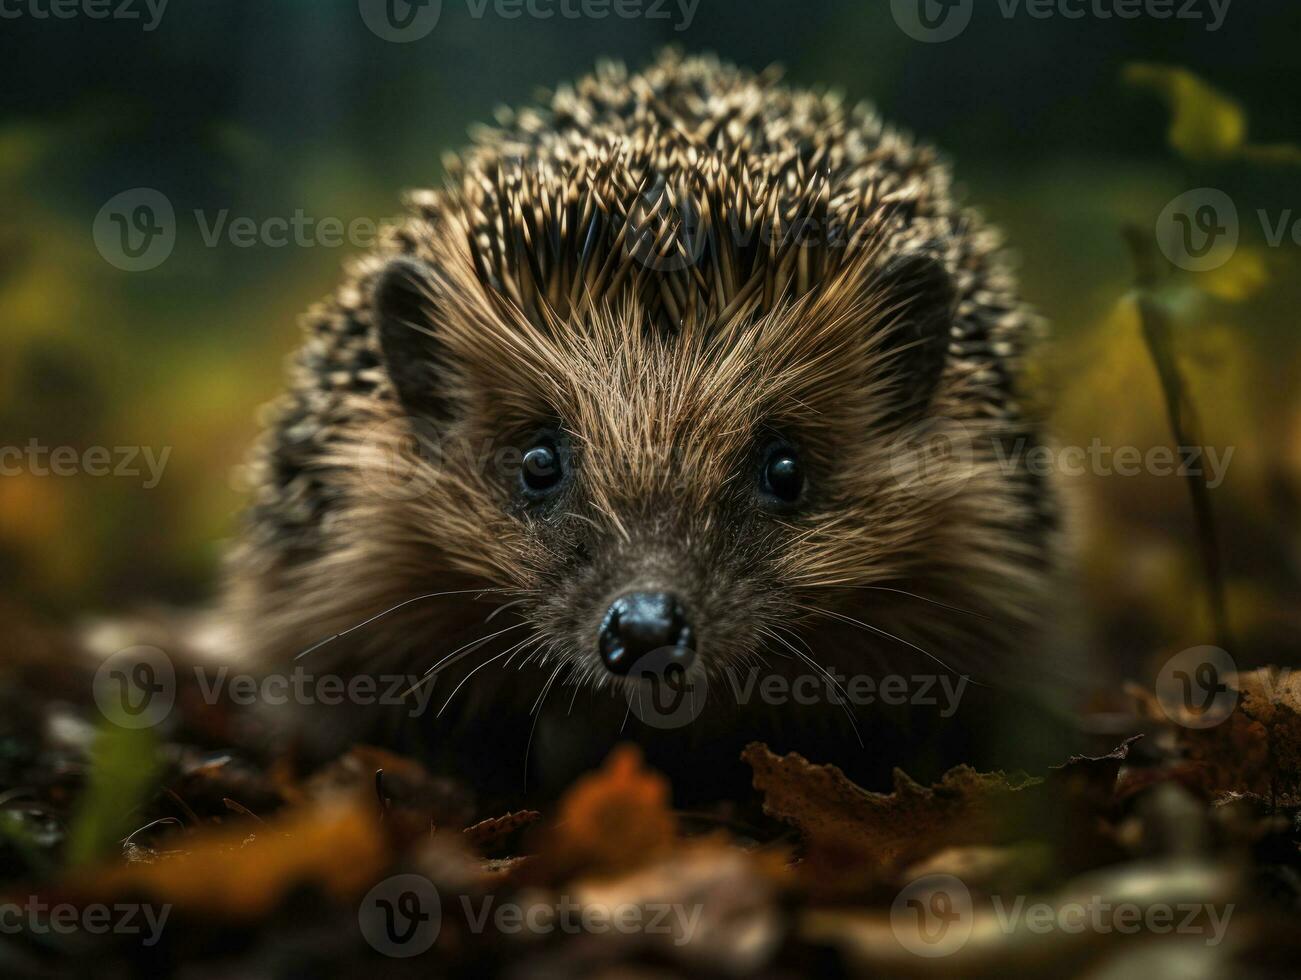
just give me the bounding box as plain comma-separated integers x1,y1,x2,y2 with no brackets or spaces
224,51,1068,797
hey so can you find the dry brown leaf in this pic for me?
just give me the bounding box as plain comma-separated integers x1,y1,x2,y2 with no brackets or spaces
744,740,1135,894
1129,668,1299,800
59,799,387,918
743,742,1040,890
463,809,541,856
1183,668,1301,801
535,744,677,880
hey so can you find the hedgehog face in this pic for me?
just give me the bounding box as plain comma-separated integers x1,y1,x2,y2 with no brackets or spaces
337,224,997,688
229,55,1058,776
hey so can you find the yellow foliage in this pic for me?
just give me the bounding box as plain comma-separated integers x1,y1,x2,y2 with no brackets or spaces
1124,62,1301,165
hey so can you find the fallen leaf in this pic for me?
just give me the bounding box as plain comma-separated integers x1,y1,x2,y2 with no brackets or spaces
463,809,541,857
536,745,677,880
573,842,786,974
60,799,387,918
1180,667,1301,801
743,743,1040,891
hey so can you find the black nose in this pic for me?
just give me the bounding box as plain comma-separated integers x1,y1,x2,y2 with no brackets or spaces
598,591,694,674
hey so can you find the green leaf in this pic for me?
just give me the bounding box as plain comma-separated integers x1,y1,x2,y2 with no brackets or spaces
64,721,164,868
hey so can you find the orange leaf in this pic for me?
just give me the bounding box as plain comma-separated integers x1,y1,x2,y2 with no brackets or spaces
64,800,387,918
542,745,676,879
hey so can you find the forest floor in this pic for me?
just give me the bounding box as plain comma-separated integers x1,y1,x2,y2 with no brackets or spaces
1,610,1299,978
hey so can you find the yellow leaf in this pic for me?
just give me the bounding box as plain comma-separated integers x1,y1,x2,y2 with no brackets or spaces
1198,247,1269,303
1123,63,1246,162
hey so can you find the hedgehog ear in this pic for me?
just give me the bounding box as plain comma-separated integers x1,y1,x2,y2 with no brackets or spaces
373,256,448,420
874,250,956,419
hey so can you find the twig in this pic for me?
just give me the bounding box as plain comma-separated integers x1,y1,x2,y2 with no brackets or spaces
1123,225,1231,650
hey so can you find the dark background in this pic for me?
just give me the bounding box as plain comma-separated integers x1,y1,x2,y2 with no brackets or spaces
2,0,1298,683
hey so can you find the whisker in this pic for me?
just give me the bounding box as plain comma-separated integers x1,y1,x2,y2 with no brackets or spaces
437,632,541,718
484,598,531,623
422,622,529,679
810,584,990,621
798,603,982,685
524,662,567,792
759,625,863,747
530,664,561,716
400,622,528,700
294,587,512,661
765,622,811,656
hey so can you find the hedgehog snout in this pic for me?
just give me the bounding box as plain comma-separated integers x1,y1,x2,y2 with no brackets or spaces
596,590,695,676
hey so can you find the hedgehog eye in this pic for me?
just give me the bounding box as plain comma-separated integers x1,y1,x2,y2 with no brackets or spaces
760,444,804,505
520,438,565,499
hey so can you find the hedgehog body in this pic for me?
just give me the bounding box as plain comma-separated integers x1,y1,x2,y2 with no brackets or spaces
226,52,1069,802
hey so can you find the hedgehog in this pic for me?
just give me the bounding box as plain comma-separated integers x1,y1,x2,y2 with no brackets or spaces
224,50,1073,804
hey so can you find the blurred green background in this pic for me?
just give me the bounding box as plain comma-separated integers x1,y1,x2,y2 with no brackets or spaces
2,0,1298,679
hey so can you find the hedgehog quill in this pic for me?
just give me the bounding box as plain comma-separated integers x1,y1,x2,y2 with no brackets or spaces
225,51,1076,804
